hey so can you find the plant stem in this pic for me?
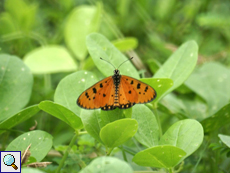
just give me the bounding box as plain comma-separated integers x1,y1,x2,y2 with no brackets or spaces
121,145,128,162
168,168,174,173
152,102,162,138
55,131,79,173
106,148,114,156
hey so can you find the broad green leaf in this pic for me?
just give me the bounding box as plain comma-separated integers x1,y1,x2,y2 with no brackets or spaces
112,37,138,52
201,103,230,133
54,71,98,116
100,119,138,148
133,105,159,147
21,168,46,173
159,119,203,158
80,156,133,173
133,145,186,168
23,45,77,74
64,5,101,60
161,93,207,120
154,41,198,96
140,78,173,103
0,105,39,134
218,134,230,148
80,109,103,144
6,130,53,162
185,62,230,115
86,33,139,78
0,54,33,121
39,101,83,130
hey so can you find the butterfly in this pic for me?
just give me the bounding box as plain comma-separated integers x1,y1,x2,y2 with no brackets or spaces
77,57,157,111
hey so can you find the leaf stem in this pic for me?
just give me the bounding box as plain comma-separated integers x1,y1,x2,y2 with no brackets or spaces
153,102,162,138
55,131,79,173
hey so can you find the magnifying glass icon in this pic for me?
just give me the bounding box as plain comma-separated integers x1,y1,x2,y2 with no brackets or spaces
3,154,18,170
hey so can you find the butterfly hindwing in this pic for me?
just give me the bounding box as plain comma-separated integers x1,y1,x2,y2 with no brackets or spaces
118,75,157,109
77,76,115,110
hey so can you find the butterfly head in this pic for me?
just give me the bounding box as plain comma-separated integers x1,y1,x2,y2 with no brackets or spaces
114,69,120,75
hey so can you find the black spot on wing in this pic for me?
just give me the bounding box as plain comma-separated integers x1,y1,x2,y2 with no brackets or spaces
92,88,97,93
130,80,133,84
103,94,106,97
100,83,103,88
128,90,131,94
137,83,141,89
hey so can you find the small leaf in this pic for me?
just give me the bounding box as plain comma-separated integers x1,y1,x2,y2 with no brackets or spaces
23,45,77,74
201,103,230,133
0,54,33,121
112,37,138,52
39,101,83,130
0,105,40,134
154,41,198,96
100,119,138,148
54,71,98,116
140,78,173,103
86,33,139,78
159,119,203,158
6,130,53,162
64,4,101,60
133,145,186,168
133,105,159,147
218,134,230,148
80,156,133,173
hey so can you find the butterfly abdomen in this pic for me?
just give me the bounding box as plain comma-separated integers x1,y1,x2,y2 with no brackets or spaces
112,70,121,108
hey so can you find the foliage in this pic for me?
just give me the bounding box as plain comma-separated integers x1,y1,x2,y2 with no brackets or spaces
0,0,230,173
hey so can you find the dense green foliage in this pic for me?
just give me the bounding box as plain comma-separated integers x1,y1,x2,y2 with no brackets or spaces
0,0,230,173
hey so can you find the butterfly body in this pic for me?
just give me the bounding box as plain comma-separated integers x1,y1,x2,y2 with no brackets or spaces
77,69,157,111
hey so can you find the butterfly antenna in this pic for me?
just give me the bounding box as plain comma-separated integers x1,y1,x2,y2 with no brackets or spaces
117,57,133,69
100,57,116,69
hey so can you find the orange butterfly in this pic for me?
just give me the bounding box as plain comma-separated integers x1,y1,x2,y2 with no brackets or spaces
77,58,157,111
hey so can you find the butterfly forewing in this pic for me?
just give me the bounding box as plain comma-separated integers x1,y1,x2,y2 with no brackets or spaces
119,75,156,106
77,76,115,109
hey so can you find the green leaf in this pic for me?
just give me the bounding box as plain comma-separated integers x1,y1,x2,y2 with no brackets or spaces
185,62,230,115
201,103,230,133
4,0,37,32
54,71,98,116
100,119,138,148
133,105,159,147
159,119,203,158
80,109,103,143
64,4,101,60
6,130,53,162
86,33,139,78
133,145,186,168
0,54,33,121
38,101,83,130
219,134,230,148
23,45,77,74
140,78,173,103
21,168,46,173
100,108,127,126
112,37,138,52
0,105,39,134
154,41,198,96
80,156,133,173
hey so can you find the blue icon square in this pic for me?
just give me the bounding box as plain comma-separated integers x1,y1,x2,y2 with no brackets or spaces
0,151,21,173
